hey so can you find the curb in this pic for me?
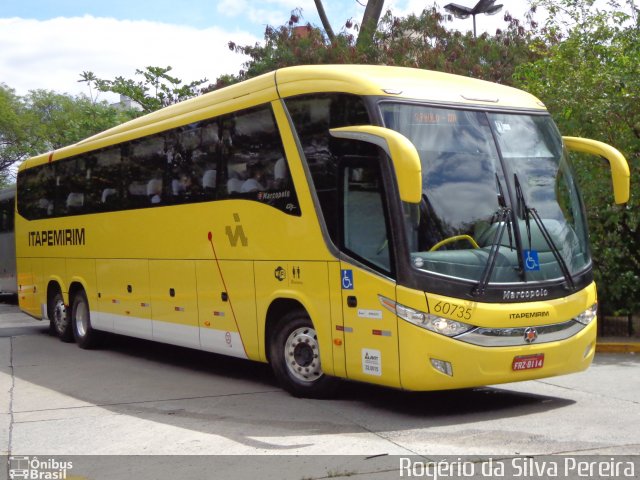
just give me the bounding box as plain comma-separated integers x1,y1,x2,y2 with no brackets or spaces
596,342,640,353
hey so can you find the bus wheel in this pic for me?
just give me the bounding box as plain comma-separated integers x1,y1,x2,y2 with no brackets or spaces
72,290,101,349
50,292,73,343
269,311,339,398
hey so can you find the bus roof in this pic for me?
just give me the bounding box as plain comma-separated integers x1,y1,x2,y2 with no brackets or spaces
274,65,546,111
20,65,546,170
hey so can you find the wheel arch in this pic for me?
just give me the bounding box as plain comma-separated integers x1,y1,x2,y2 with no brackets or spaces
46,279,65,319
264,297,307,363
263,295,336,377
68,280,87,304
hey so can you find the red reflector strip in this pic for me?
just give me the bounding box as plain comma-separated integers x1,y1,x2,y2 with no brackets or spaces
111,299,120,304
372,329,392,337
174,307,185,312
140,302,149,307
336,325,353,333
213,311,225,317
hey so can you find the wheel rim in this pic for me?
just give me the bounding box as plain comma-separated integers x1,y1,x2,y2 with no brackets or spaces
53,299,67,333
75,298,89,338
284,326,323,383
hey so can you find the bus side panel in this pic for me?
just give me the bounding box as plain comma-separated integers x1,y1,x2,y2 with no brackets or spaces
95,259,152,339
41,257,67,307
254,260,335,375
149,259,199,349
195,260,248,359
66,257,97,314
212,260,257,360
340,262,400,387
328,261,346,379
17,257,41,318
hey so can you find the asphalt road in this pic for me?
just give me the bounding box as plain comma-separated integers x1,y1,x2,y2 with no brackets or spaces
1,300,639,479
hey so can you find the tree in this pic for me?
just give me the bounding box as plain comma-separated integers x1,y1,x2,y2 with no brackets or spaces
0,85,27,180
313,0,385,47
228,5,545,85
371,7,544,83
0,86,137,179
514,0,640,316
92,66,209,114
78,71,99,104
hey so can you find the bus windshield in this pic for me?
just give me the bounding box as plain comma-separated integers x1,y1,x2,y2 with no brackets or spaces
380,103,590,287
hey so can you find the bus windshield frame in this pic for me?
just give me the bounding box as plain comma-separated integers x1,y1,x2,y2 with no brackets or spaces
378,100,593,302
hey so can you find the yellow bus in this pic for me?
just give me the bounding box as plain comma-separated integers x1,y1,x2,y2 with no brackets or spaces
15,65,630,397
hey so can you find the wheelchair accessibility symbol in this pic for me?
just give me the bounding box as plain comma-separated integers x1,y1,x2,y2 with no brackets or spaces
523,250,540,271
341,269,354,290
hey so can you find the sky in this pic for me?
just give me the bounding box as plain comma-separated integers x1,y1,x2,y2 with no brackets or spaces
1,0,536,102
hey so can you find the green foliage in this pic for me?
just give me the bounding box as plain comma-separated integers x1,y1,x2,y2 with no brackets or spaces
0,85,27,176
90,66,209,113
229,6,545,85
372,7,545,84
514,0,640,315
228,10,367,80
0,85,137,179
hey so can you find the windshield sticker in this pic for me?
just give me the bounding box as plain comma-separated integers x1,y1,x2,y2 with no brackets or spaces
494,121,512,133
524,250,541,271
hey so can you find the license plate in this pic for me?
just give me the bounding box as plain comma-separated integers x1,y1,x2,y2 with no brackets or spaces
512,353,544,371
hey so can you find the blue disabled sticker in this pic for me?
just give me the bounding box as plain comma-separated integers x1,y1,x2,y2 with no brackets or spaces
341,269,354,290
523,250,540,271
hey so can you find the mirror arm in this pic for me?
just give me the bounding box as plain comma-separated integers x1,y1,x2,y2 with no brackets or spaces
563,136,630,204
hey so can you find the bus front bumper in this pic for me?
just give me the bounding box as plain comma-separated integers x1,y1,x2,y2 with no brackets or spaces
398,319,597,391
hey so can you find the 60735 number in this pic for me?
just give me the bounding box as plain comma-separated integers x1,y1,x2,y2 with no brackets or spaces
433,301,472,320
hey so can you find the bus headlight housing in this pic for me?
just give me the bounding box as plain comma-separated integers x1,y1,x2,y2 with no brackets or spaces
379,295,475,337
574,303,598,325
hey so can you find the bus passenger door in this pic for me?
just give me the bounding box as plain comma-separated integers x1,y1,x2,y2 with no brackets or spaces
338,158,400,388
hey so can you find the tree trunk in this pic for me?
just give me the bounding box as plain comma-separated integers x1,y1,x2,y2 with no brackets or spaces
313,0,335,41
357,0,385,48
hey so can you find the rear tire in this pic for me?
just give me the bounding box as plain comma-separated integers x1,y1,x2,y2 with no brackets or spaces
50,291,73,342
268,311,339,398
72,290,101,349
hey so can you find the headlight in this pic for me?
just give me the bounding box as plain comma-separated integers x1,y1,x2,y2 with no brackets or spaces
574,303,598,325
379,295,475,337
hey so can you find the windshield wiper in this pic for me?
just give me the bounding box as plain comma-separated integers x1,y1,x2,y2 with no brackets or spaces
514,174,576,291
473,206,512,297
473,175,517,297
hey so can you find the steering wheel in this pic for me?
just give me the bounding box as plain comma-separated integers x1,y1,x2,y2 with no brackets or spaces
429,234,480,252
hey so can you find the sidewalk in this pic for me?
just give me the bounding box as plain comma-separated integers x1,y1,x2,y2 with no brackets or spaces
596,337,640,353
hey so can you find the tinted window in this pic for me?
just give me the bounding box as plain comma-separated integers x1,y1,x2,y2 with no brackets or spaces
285,94,370,243
17,104,299,219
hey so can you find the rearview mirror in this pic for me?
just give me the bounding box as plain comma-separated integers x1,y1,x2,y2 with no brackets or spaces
563,136,630,204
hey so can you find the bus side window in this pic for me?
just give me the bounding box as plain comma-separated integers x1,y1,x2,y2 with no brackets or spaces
217,105,299,214
124,136,165,207
285,93,371,244
340,154,391,273
94,147,122,209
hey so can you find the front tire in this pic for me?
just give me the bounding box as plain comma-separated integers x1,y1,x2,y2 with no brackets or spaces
50,291,73,342
268,311,339,398
72,290,101,349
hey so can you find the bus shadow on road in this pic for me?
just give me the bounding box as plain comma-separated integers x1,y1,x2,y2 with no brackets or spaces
10,328,577,453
